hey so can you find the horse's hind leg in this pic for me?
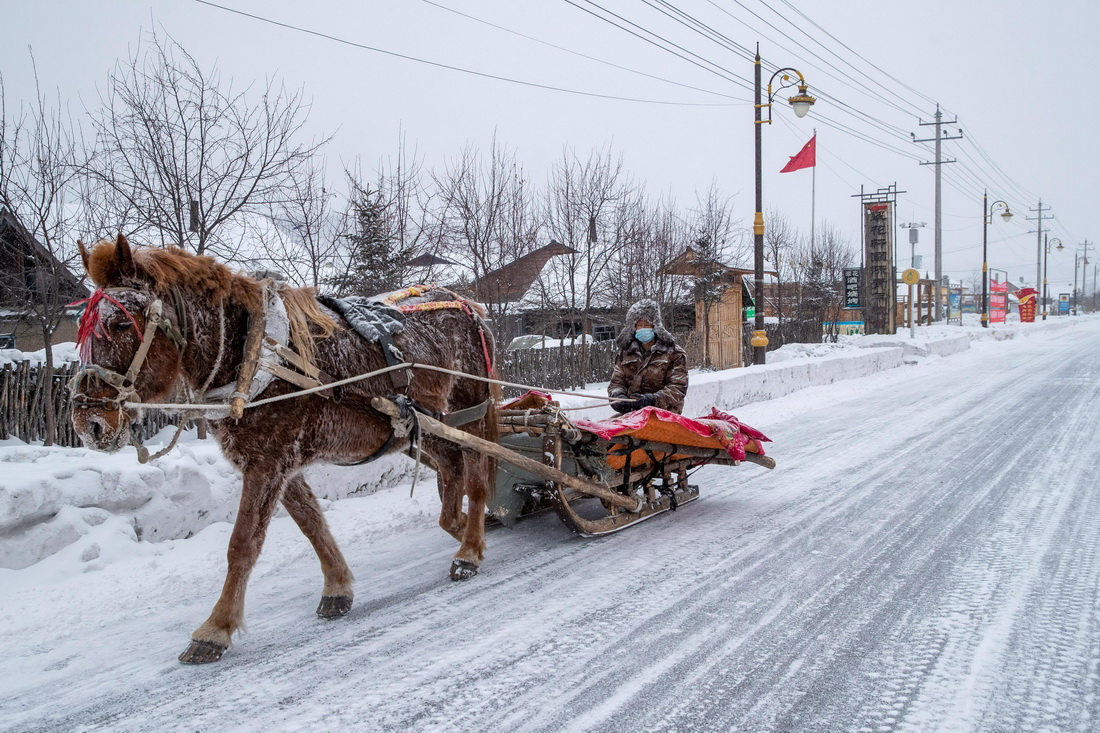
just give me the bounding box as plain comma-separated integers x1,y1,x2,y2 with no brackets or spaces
431,438,468,543
281,473,354,619
451,450,491,581
179,468,285,664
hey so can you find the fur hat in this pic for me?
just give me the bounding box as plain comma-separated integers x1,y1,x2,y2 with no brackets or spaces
615,299,675,349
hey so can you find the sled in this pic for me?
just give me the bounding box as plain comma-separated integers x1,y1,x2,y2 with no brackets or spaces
373,392,775,537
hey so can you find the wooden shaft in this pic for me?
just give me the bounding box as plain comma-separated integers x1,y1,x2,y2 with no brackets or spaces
372,397,641,511
229,300,267,420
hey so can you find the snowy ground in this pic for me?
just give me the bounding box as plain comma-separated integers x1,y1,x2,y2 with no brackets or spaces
1,316,1098,732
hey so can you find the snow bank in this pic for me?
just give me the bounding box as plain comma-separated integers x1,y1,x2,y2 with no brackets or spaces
0,428,415,570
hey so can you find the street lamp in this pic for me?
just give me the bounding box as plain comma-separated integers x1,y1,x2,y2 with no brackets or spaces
753,47,815,364
1044,237,1062,320
1074,246,1090,315
981,190,1013,328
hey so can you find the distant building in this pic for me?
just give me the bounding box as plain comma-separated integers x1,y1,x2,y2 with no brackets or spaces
0,208,88,350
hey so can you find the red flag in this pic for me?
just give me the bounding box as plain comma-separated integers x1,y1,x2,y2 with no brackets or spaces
780,134,816,173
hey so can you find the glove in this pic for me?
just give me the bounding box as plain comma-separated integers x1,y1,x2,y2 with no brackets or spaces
611,398,638,414
636,393,657,408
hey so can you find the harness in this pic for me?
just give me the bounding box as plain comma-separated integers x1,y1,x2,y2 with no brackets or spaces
69,282,326,427
69,288,187,412
71,281,495,468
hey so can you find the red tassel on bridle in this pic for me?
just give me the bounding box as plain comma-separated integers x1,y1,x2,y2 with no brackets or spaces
70,290,144,363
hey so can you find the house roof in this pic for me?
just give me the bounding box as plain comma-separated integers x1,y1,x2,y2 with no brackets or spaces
407,252,458,268
0,208,88,308
659,246,777,280
467,240,578,303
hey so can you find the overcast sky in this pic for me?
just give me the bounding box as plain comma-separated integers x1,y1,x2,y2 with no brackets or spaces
2,0,1097,291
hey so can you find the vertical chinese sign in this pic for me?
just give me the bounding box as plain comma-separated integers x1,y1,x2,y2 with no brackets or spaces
843,267,863,308
990,279,1008,323
863,202,895,334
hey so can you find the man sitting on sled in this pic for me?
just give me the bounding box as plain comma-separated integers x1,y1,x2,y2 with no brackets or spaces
608,299,689,415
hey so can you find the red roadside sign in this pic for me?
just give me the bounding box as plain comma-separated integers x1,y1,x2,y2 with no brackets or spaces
990,280,1008,323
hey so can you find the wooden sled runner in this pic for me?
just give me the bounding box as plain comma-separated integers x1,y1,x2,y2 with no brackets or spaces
374,392,775,537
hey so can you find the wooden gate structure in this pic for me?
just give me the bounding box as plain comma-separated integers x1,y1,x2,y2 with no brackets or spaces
660,247,770,370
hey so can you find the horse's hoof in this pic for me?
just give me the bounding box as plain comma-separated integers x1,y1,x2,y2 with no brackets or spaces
450,559,479,581
178,639,227,664
317,595,353,619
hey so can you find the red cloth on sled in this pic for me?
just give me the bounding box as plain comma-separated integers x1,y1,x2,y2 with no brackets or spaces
573,406,770,462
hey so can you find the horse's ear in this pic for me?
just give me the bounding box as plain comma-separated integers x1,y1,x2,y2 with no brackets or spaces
77,239,90,273
115,233,136,277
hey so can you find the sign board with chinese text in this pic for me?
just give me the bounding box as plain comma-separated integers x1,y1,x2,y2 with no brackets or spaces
1059,293,1070,314
863,202,896,334
843,268,862,308
990,279,1008,323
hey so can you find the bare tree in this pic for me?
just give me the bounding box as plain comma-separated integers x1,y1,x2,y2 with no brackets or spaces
765,209,802,323
262,159,343,287
603,191,688,310
687,184,742,367
789,222,855,343
86,31,325,259
432,137,537,320
539,146,631,317
0,71,88,445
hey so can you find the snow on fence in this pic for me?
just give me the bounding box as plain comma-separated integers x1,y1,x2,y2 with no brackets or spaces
0,362,178,447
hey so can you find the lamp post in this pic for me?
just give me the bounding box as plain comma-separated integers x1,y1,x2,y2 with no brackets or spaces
753,47,815,365
1074,246,1090,315
981,191,1013,328
1044,237,1063,320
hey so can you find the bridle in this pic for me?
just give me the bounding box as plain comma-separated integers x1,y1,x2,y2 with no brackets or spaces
69,287,188,414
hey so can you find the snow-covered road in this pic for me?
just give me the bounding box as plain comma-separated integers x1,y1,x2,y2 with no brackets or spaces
3,320,1099,732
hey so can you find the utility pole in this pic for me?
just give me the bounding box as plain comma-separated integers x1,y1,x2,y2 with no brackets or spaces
1081,240,1094,313
1026,201,1052,292
913,105,961,322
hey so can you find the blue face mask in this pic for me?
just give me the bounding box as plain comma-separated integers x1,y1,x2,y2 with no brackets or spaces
635,328,656,343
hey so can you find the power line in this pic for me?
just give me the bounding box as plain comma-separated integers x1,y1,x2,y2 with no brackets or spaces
771,0,938,111
562,0,753,93
191,0,738,106
711,0,924,120
419,0,745,101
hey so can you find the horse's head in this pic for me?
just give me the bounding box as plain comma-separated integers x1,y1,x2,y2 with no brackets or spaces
71,235,187,453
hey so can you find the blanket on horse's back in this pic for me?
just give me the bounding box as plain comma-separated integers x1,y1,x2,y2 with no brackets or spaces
317,285,476,347
317,294,406,344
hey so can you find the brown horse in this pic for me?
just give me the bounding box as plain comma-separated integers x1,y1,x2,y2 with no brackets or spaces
71,235,498,664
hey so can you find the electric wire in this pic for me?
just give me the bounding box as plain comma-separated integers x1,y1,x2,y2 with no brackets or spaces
418,0,745,101
709,0,924,120
561,0,753,93
191,0,738,106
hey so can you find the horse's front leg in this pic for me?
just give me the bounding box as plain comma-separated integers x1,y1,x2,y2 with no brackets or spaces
281,473,354,618
179,467,287,664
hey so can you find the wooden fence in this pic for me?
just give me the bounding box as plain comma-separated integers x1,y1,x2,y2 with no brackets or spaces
0,362,178,447
497,340,619,396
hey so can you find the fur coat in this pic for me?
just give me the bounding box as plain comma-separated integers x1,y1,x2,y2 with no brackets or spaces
608,299,689,414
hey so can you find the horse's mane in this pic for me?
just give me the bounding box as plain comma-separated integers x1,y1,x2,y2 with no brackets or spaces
83,239,336,361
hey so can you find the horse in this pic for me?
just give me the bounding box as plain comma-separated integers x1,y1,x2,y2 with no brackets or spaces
70,234,498,664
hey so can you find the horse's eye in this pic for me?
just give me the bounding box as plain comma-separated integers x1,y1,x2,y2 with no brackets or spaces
113,320,133,331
